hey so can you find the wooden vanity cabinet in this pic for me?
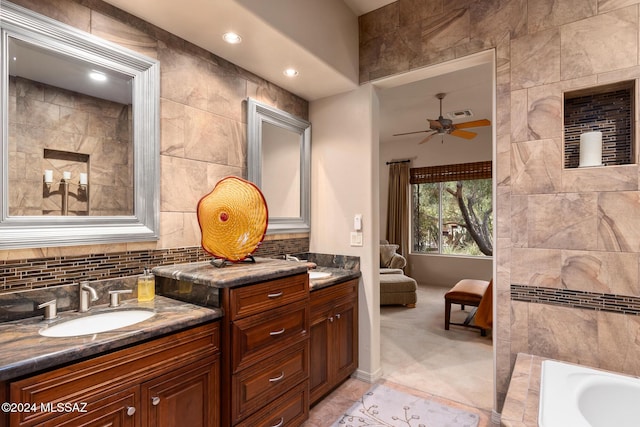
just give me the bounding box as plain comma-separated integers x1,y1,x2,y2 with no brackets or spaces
309,279,358,406
8,322,220,427
220,273,310,427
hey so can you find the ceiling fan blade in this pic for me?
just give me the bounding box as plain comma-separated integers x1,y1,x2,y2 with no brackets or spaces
393,129,431,136
428,119,443,129
450,129,477,139
418,132,438,144
454,119,491,129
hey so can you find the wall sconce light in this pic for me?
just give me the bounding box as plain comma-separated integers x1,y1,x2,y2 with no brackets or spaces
44,169,53,184
79,172,88,188
42,170,89,215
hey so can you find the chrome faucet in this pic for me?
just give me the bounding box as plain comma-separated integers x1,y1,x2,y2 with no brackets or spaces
79,281,99,312
285,254,300,262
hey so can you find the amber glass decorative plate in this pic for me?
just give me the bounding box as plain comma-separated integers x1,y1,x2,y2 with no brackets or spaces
197,176,268,261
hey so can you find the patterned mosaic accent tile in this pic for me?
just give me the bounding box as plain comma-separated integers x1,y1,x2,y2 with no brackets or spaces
0,237,309,292
511,284,640,315
564,86,633,168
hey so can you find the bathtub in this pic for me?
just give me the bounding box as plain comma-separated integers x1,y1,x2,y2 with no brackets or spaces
539,360,640,427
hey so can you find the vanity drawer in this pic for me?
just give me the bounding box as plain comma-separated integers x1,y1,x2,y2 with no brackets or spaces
235,381,308,427
230,274,308,319
232,302,309,371
232,340,309,424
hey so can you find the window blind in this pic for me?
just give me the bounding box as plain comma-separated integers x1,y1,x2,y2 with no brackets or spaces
410,161,492,184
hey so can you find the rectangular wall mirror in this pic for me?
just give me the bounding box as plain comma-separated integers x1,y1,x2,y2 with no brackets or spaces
247,98,310,234
0,1,160,249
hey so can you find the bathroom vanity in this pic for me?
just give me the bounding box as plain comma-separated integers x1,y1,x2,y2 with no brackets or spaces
0,296,222,427
0,257,360,427
153,257,360,427
9,323,220,427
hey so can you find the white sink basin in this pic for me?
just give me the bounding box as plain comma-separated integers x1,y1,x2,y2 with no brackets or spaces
308,271,331,280
39,309,155,337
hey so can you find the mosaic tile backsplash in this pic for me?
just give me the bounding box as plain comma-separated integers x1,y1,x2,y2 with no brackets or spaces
0,237,309,292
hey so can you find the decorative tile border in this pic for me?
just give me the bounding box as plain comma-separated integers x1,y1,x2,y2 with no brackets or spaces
0,237,309,292
511,284,640,315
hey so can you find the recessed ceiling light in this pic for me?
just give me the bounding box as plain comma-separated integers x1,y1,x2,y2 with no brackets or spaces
222,32,242,44
283,68,299,77
89,71,107,82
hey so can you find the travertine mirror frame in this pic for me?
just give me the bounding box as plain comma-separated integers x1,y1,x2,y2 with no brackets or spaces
0,1,160,249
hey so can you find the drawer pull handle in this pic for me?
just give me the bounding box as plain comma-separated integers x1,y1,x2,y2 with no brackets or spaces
269,372,285,383
271,417,284,427
329,316,334,323
267,291,283,299
127,406,136,416
335,313,341,319
270,328,286,336
151,397,160,406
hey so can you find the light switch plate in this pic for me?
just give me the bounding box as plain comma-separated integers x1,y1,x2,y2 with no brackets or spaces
350,231,363,246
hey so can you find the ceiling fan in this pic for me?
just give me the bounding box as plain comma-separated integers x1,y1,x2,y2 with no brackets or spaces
393,93,491,144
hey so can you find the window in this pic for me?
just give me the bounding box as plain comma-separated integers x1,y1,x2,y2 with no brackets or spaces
411,162,492,257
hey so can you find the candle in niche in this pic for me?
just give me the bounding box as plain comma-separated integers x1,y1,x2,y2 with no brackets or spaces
79,173,88,186
44,170,53,184
579,131,603,167
63,171,71,180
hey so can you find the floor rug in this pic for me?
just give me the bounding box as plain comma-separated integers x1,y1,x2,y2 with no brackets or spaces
331,384,480,427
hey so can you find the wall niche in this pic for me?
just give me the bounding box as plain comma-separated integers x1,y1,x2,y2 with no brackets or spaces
563,80,635,169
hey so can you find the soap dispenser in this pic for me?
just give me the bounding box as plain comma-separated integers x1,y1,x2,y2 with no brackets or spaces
137,267,155,302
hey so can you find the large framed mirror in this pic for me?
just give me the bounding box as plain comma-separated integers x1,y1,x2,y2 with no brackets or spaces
0,1,160,249
247,98,310,234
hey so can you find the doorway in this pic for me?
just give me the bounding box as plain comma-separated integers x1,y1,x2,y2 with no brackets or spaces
373,49,497,413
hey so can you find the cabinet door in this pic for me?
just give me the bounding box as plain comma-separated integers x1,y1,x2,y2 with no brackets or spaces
333,299,358,383
39,386,138,427
309,306,331,405
142,358,219,427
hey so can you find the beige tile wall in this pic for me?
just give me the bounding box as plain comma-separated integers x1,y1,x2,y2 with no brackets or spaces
1,2,308,278
360,0,640,411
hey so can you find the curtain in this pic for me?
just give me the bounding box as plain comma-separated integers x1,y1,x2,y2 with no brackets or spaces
386,162,410,257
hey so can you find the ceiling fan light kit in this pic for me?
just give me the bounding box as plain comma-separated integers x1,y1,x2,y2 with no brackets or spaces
393,92,490,144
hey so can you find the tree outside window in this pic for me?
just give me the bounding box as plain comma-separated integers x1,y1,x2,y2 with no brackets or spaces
411,162,492,257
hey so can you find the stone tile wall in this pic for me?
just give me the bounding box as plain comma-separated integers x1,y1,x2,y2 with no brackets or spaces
1,3,309,287
360,0,640,411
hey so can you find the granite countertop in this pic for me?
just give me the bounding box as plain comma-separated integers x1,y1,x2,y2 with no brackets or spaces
152,257,360,291
152,257,309,288
0,296,222,382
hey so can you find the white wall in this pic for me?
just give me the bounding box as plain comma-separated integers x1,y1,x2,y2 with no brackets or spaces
309,84,381,382
408,254,492,287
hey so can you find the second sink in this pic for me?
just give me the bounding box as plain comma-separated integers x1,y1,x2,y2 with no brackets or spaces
39,309,155,337
308,271,331,280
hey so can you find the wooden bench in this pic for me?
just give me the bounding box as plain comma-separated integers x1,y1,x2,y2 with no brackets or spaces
444,279,490,336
